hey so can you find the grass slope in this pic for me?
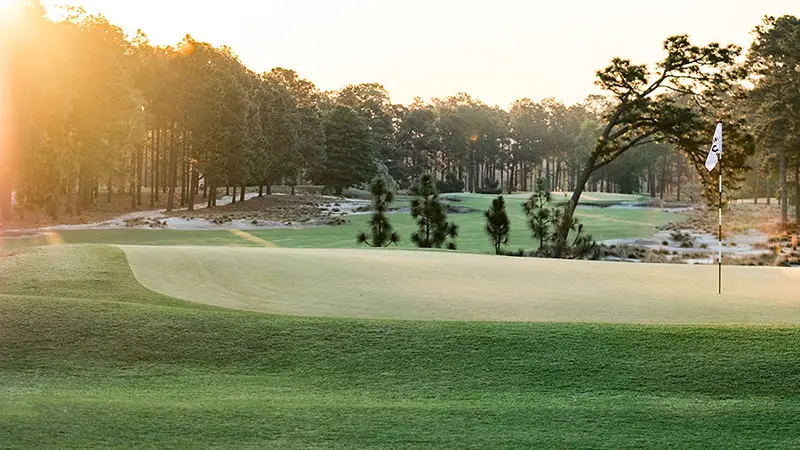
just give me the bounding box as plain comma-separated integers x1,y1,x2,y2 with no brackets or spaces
120,245,800,323
2,245,800,448
1,245,800,448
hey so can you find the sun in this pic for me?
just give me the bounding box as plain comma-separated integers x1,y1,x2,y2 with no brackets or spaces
0,0,22,22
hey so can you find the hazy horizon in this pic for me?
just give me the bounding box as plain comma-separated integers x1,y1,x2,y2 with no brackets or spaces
40,0,800,107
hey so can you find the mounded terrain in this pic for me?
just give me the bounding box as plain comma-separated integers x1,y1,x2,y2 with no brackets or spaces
122,245,800,323
2,245,800,448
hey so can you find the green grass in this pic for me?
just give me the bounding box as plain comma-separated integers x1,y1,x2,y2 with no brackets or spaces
1,192,677,253
250,193,674,252
121,245,800,323
59,228,259,247
2,245,800,448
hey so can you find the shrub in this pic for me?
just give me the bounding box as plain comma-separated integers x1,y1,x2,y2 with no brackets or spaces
411,174,458,249
485,196,510,255
357,178,399,247
436,173,464,194
477,178,502,195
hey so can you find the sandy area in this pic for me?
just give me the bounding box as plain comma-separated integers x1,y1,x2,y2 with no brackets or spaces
2,193,367,233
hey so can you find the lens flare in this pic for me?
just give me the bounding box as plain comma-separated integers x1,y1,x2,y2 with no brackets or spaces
0,14,15,210
0,0,21,17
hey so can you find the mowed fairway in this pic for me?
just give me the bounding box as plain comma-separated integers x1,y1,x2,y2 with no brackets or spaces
0,193,679,253
3,245,800,448
121,245,800,323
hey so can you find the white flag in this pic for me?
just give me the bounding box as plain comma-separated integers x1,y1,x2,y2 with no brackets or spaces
705,123,723,172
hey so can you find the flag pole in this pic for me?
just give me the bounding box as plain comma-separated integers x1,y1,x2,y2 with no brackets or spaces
717,121,723,295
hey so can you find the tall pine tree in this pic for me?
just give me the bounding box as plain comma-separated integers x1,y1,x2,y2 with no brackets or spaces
319,106,375,195
485,195,510,255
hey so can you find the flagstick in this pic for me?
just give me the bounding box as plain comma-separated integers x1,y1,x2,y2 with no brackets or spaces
718,134,723,295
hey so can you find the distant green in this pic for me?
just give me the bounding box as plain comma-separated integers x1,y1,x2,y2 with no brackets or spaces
1,193,678,253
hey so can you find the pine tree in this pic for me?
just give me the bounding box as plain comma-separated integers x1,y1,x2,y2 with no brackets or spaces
523,178,553,253
357,177,400,247
319,106,376,195
485,195,510,255
410,174,458,249
523,178,597,259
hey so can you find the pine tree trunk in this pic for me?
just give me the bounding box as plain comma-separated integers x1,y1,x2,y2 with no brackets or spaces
649,165,656,198
660,153,667,199
180,132,188,207
150,130,156,206
259,185,264,197
129,148,137,210
767,178,771,205
136,144,143,206
65,172,73,214
780,148,788,225
795,163,799,224
166,123,177,212
0,164,10,219
232,186,237,204
49,181,61,220
76,163,86,215
499,166,504,191
187,161,196,212
0,187,8,221
545,159,551,191
107,172,113,203
556,161,561,191
266,184,272,195
179,162,186,208
523,163,529,191
76,175,82,216
154,127,161,202
240,185,246,202
754,171,759,204
161,127,168,195
554,154,597,258
569,170,574,192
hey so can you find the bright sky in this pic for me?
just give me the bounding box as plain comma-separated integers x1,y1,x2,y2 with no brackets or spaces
41,0,800,108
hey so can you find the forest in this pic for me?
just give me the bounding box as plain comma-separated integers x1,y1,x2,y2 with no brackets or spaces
1,2,798,229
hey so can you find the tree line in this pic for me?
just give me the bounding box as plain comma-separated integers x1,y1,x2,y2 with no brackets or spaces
0,3,695,221
2,3,799,245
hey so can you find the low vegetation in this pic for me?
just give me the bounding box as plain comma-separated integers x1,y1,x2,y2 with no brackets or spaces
410,175,459,250
484,196,511,255
357,178,400,248
522,180,598,259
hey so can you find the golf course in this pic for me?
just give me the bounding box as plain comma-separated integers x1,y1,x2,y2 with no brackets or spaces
0,193,679,252
5,2,800,447
2,231,800,448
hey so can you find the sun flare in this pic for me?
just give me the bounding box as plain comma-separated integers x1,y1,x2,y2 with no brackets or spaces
0,0,23,24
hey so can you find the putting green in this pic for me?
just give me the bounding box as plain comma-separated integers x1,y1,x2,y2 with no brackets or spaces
120,245,800,323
